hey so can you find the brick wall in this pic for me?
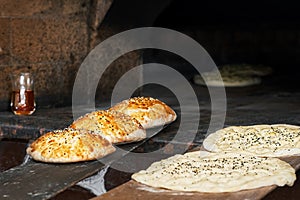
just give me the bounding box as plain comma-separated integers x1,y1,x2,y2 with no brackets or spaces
4,0,298,112
0,0,143,111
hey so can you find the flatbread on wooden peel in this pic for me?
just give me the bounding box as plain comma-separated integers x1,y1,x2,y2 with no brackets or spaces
70,110,146,144
109,97,177,129
203,124,300,157
132,151,296,193
26,128,115,163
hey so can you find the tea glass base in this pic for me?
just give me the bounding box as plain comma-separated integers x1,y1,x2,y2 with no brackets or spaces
12,109,36,116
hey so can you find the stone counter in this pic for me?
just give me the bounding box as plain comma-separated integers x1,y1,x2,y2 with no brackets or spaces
1,71,300,146
1,72,300,199
0,107,73,140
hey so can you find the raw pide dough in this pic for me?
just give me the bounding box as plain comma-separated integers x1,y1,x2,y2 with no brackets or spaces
132,151,296,193
203,124,300,157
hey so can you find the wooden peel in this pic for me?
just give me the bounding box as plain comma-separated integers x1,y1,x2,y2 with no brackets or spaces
0,160,104,200
92,180,276,200
0,139,150,200
0,123,169,199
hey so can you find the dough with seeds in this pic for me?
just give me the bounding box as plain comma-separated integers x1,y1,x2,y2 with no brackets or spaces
203,124,300,157
132,151,295,193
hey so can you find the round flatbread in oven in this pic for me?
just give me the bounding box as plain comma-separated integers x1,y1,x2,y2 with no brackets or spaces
193,64,272,87
203,124,300,157
70,110,146,144
26,128,115,163
132,151,295,193
109,97,177,129
220,64,273,76
193,73,261,87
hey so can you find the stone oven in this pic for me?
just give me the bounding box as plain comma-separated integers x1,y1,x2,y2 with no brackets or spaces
2,0,298,110
1,0,300,199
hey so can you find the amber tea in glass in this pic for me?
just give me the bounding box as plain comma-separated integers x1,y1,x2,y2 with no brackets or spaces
10,72,36,115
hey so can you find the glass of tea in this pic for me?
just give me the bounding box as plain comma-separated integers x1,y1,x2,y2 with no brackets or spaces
10,72,36,115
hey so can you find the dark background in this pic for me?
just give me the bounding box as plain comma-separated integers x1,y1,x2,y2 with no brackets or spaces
105,0,300,75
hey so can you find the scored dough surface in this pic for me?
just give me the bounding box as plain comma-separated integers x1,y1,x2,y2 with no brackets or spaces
203,124,300,157
132,151,296,193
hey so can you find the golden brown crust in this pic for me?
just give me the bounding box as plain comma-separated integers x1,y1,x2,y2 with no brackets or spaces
26,128,115,163
109,97,177,129
70,110,146,144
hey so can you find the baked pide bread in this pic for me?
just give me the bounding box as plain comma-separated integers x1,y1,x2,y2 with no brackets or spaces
203,124,300,157
70,110,146,144
26,128,115,163
109,97,177,129
132,151,296,193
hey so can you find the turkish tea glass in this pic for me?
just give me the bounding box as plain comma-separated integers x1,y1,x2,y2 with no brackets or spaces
10,72,36,115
